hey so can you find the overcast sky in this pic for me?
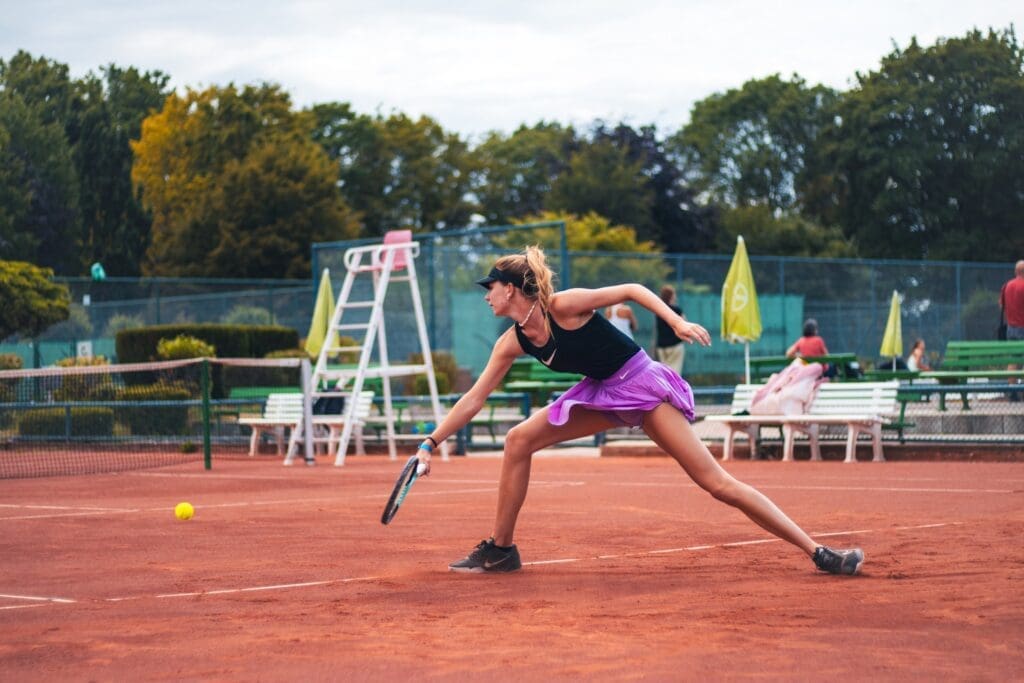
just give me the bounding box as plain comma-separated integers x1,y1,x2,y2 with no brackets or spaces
3,1,1020,140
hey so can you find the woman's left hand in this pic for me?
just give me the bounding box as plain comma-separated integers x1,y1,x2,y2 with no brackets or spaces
673,319,712,346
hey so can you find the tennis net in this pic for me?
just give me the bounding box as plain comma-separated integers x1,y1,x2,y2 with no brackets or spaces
0,357,305,478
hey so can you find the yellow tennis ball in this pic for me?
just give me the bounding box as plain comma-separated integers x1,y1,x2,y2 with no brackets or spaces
174,502,194,521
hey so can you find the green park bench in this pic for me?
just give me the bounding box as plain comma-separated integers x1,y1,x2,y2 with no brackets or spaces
749,353,858,382
915,340,1024,410
503,358,581,406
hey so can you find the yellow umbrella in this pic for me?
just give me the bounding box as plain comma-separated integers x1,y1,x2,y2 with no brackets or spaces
879,290,902,369
304,268,337,358
721,236,762,383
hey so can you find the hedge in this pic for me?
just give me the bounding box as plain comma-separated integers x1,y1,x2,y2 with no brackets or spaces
19,407,115,437
116,324,298,363
114,383,193,436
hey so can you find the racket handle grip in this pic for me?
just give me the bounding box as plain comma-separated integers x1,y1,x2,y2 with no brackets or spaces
416,462,427,476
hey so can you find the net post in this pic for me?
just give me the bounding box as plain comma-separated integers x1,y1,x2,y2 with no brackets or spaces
201,358,212,470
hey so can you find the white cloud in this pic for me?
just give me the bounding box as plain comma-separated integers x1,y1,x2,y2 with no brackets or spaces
2,0,1020,138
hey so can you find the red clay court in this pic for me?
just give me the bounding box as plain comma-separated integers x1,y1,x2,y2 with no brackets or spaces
2,454,1022,680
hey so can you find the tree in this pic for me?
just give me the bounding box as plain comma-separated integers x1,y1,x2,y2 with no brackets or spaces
132,84,359,276
205,133,362,278
471,121,577,224
0,260,70,339
73,65,170,275
592,122,717,254
308,106,476,235
670,74,838,213
814,28,1024,260
0,91,81,272
547,139,655,237
717,206,857,257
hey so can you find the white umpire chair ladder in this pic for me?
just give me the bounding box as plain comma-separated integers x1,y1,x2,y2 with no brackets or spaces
302,230,448,466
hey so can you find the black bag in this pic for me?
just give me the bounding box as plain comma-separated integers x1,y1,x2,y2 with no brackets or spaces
313,395,345,414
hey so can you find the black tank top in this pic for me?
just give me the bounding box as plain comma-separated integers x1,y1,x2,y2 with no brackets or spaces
514,312,640,379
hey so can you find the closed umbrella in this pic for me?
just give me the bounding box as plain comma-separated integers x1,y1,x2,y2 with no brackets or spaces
879,290,902,370
304,268,337,359
721,236,762,383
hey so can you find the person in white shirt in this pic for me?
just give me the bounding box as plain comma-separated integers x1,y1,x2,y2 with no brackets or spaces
604,302,637,339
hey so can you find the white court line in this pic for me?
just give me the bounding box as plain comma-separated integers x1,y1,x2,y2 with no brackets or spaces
523,522,960,564
606,482,1017,494
0,504,135,512
0,593,76,604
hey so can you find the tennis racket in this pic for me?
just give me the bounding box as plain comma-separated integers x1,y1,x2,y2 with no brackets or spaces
381,455,427,525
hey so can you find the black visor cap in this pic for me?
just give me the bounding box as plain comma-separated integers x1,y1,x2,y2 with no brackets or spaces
475,267,536,295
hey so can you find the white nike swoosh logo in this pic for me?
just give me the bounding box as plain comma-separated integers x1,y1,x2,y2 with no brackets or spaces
483,557,509,569
541,349,557,366
619,370,630,380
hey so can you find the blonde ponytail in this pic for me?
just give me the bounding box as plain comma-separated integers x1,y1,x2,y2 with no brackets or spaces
494,245,557,331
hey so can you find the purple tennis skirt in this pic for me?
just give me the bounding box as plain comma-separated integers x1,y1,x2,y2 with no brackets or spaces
547,350,696,428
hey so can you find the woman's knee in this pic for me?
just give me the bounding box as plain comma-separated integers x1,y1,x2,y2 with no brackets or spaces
700,472,743,505
503,423,536,457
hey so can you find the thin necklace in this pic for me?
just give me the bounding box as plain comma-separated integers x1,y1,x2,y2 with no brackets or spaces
518,301,538,327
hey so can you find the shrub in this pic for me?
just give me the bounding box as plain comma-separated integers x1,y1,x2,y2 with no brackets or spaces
39,305,93,341
115,382,193,435
19,407,115,437
51,356,112,401
117,324,298,362
404,351,458,395
103,313,145,338
223,305,274,325
157,335,216,360
0,353,23,370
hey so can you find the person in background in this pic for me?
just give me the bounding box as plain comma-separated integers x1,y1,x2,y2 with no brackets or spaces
786,318,829,358
604,302,637,340
654,284,685,375
906,339,930,372
1000,260,1024,401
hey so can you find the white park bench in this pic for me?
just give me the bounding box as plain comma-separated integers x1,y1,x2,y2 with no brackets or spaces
239,391,373,459
703,381,899,463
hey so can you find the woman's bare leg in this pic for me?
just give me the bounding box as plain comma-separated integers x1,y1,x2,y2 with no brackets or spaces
642,403,818,556
491,406,620,546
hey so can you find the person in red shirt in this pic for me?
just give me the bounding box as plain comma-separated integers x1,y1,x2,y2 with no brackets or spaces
1000,261,1024,401
786,318,829,358
1001,261,1024,337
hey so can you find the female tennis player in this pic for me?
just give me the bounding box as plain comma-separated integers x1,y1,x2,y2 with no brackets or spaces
416,246,863,576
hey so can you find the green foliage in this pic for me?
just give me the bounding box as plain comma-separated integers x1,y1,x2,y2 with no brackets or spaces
133,85,360,277
39,304,92,340
223,305,273,325
0,51,169,276
471,121,576,224
102,313,144,338
816,28,1024,260
405,351,458,395
114,382,192,435
116,324,298,363
548,140,654,238
0,261,71,339
0,89,81,272
157,335,216,360
717,206,857,257
0,353,23,370
19,407,115,437
671,74,837,212
308,105,476,235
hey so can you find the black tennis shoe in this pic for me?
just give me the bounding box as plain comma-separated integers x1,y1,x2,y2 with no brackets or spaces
449,538,522,573
813,546,864,575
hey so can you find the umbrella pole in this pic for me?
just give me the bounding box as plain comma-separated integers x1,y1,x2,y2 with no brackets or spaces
744,342,750,384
